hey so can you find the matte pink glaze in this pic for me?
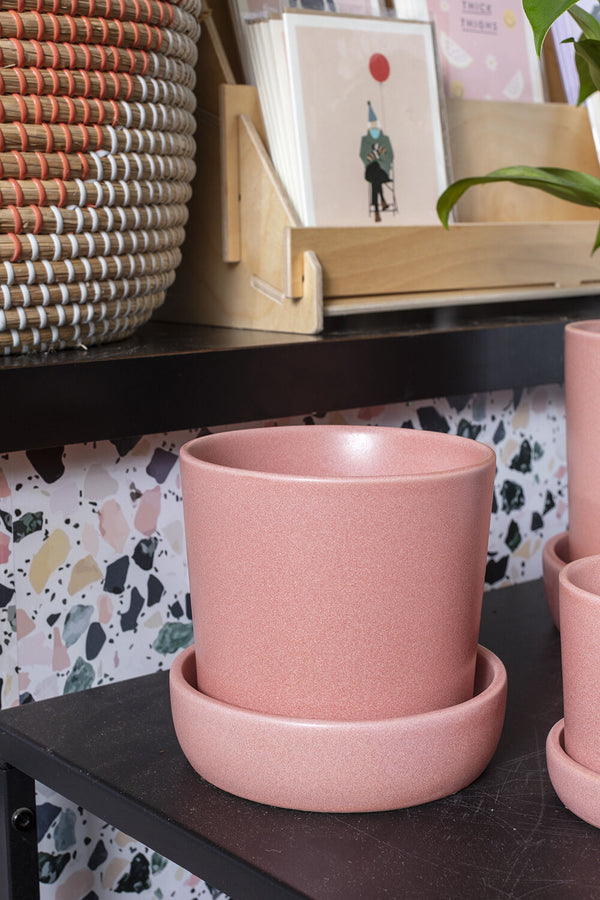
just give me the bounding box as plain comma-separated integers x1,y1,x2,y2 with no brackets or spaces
559,556,600,773
542,531,569,630
547,719,600,829
180,425,496,720
169,643,507,812
565,320,600,560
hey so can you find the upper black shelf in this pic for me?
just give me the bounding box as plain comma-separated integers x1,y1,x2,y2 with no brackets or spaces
2,295,599,454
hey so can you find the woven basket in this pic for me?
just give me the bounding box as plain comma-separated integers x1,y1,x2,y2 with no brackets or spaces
0,0,200,354
3,0,203,23
0,2,203,40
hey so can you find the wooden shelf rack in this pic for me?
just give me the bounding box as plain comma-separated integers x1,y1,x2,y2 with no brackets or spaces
161,2,600,334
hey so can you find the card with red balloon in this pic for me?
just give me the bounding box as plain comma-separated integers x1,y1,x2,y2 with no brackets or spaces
282,12,450,226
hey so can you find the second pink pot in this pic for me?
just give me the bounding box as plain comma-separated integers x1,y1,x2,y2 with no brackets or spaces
559,555,600,774
180,425,496,721
565,320,600,560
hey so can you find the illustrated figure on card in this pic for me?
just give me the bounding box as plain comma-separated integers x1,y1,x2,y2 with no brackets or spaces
283,13,449,227
359,101,394,222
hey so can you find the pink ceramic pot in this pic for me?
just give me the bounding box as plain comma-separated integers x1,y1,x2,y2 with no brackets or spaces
559,555,600,773
565,320,600,561
180,425,496,721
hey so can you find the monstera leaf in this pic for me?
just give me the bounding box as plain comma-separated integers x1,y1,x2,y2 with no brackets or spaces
437,166,600,250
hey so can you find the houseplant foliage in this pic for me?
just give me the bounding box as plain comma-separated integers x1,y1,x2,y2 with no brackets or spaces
437,0,600,250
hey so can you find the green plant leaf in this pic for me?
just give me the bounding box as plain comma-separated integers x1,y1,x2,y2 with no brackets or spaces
569,3,600,39
561,36,596,103
573,38,598,102
573,37,600,92
437,166,600,230
523,0,579,55
564,7,600,101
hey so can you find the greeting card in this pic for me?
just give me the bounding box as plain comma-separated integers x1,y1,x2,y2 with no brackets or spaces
420,0,544,101
283,12,450,227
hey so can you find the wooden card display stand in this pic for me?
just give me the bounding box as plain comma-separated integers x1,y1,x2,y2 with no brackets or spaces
162,2,600,334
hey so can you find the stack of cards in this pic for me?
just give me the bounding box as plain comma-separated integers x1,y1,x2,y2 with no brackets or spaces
246,11,451,227
230,0,380,85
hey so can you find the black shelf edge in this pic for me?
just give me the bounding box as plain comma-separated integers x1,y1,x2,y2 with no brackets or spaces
2,296,599,453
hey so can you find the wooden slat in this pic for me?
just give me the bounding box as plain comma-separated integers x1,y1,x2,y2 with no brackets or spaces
220,84,267,262
447,98,600,223
287,221,600,300
324,283,600,316
195,2,237,117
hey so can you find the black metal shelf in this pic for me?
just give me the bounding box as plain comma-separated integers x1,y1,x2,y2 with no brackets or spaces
0,579,590,900
2,294,599,453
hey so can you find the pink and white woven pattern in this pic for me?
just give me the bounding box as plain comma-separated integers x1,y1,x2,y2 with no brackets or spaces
0,0,200,352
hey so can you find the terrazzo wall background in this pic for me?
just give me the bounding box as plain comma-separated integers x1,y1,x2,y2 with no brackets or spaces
0,382,566,899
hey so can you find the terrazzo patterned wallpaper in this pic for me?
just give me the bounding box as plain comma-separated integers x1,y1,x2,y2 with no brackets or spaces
0,383,566,899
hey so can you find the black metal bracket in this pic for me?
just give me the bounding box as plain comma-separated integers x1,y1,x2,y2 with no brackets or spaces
0,761,39,900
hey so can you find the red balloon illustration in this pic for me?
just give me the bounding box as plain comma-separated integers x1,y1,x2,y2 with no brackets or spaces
369,53,390,83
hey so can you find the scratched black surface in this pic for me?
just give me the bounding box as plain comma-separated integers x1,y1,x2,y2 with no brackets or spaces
1,579,599,899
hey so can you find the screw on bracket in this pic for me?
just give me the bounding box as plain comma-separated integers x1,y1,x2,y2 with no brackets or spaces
11,807,35,833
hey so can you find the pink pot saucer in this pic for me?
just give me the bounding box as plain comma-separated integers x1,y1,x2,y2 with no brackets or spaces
542,531,570,630
169,644,507,813
547,719,600,829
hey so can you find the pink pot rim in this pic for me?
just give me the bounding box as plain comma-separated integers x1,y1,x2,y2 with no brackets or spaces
544,531,569,566
180,425,496,485
565,319,600,339
559,555,600,602
542,531,569,630
171,642,505,729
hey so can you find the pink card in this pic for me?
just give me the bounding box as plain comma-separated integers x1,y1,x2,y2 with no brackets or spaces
422,0,544,101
